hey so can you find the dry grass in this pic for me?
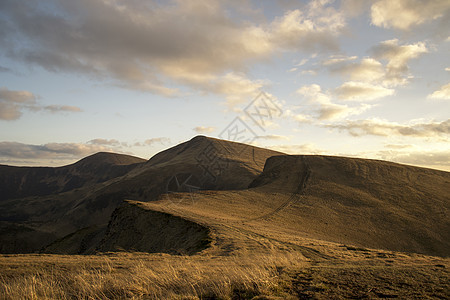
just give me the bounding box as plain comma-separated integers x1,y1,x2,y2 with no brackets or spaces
0,252,304,299
1,249,448,299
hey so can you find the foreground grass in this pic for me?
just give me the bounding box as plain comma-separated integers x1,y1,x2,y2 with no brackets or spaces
0,252,303,299
0,251,448,299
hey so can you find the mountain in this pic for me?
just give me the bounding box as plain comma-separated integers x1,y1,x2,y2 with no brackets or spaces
0,136,448,258
0,136,282,253
0,152,146,201
102,153,448,257
248,155,450,256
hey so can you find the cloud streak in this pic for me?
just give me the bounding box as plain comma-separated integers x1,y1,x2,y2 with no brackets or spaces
0,141,116,160
326,118,450,137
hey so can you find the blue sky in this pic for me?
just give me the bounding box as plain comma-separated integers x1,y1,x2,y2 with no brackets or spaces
0,0,449,171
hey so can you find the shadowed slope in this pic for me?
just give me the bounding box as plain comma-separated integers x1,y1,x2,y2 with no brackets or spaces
0,152,146,201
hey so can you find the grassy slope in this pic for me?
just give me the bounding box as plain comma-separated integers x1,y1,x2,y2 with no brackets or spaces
140,154,449,257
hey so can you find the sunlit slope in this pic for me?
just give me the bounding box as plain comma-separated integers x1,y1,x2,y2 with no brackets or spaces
143,155,450,257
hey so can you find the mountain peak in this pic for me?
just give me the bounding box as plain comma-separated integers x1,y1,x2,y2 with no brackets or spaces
74,152,146,167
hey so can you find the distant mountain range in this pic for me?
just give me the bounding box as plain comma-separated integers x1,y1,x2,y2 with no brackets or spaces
0,136,448,257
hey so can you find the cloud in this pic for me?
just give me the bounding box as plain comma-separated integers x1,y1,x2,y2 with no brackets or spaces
428,83,450,100
0,87,36,120
132,137,170,147
144,137,171,146
326,118,450,137
193,126,216,134
0,102,22,121
268,143,325,155
0,87,36,103
370,39,428,86
325,57,385,82
377,149,450,171
88,139,121,146
0,0,346,106
0,141,118,160
0,87,82,120
384,144,413,149
322,55,358,66
42,105,83,113
296,84,370,120
256,134,290,140
323,40,428,90
293,113,313,123
0,66,12,73
269,3,345,52
340,0,371,17
371,0,450,30
334,81,394,101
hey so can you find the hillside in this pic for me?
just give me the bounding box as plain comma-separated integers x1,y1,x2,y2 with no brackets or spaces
0,136,448,258
139,154,449,257
0,152,146,201
0,136,282,253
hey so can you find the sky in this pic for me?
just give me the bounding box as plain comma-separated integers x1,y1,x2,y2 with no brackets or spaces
0,0,449,171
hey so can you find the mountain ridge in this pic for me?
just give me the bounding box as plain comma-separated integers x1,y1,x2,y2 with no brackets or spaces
0,136,448,258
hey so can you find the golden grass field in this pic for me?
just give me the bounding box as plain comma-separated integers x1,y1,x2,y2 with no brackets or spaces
1,248,448,299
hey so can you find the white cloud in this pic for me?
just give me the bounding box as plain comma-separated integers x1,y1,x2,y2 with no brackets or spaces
323,40,428,90
371,0,450,30
335,81,394,101
270,3,345,52
325,57,385,82
256,134,290,140
370,39,428,87
296,84,370,120
293,113,313,123
88,139,121,146
322,55,357,66
193,126,216,134
268,143,325,155
428,83,450,100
